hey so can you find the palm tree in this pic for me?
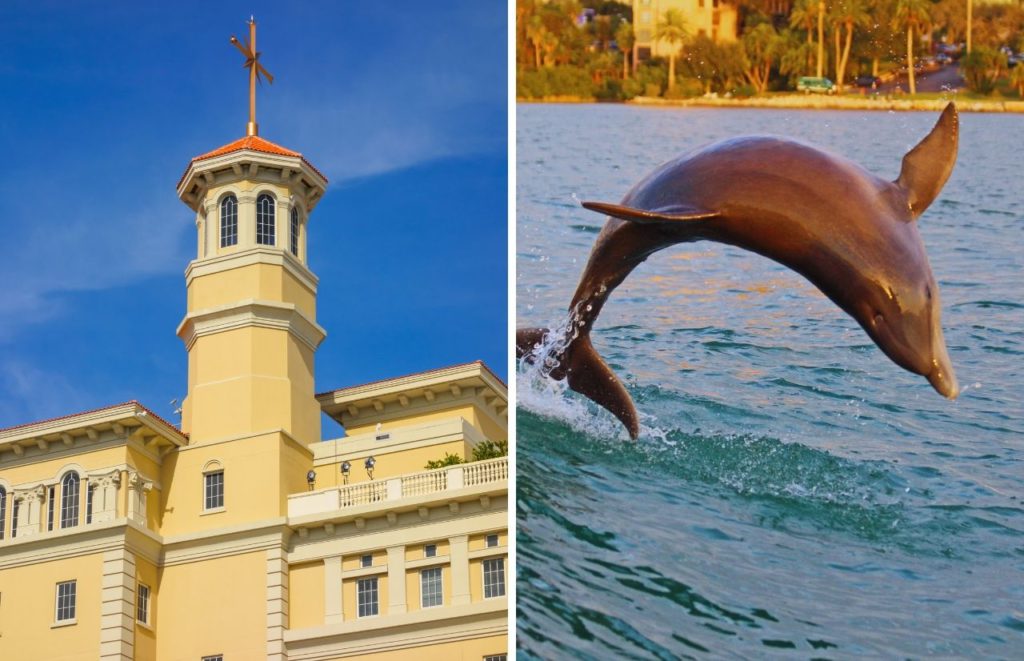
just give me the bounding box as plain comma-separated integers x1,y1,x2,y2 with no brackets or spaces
895,0,931,94
616,21,635,80
832,0,869,91
656,9,690,92
789,0,818,75
816,0,826,78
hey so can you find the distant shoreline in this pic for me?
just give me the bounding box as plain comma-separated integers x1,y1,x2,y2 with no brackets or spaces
517,94,1024,113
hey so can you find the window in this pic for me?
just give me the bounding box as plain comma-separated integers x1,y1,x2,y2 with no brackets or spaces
360,554,373,568
60,473,80,528
357,578,378,617
484,656,508,661
137,583,150,624
11,500,19,538
201,656,223,661
421,568,442,608
204,471,224,510
483,558,505,598
55,580,76,622
256,193,275,245
289,206,299,256
220,195,238,247
0,486,5,539
86,485,94,525
486,534,499,548
47,485,55,531
424,544,437,558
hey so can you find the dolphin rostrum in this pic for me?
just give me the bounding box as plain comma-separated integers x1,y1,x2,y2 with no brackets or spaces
518,102,960,439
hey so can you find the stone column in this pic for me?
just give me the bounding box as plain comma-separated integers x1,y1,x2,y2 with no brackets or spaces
99,548,135,660
126,472,152,528
324,556,343,624
387,545,407,615
91,471,121,524
13,486,44,538
238,192,256,248
266,547,289,661
449,535,470,606
276,197,290,251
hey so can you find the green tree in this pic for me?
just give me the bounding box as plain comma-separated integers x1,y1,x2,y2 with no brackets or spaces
789,0,819,75
616,20,635,79
961,46,1008,94
683,34,745,94
656,8,691,92
895,0,931,94
424,453,464,470
831,0,869,91
1011,62,1024,98
471,440,509,461
742,23,784,94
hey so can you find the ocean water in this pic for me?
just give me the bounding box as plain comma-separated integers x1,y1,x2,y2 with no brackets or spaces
516,104,1023,658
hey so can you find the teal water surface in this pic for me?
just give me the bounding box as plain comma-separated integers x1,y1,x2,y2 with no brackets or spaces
516,104,1023,659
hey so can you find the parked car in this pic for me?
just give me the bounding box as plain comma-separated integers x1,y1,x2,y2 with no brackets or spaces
936,53,952,65
797,77,836,94
854,75,881,89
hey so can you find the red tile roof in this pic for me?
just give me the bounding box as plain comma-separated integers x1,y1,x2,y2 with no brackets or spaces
180,135,328,188
316,360,507,399
0,400,184,439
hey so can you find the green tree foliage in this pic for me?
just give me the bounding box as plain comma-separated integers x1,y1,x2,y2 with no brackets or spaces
424,453,465,470
742,23,785,94
961,47,1008,94
894,0,931,94
656,8,691,91
682,35,745,94
471,440,509,461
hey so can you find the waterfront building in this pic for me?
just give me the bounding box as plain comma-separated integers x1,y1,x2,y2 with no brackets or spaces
632,0,740,59
0,21,507,661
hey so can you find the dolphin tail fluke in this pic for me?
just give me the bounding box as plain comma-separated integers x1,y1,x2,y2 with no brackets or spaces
565,335,640,440
516,327,549,359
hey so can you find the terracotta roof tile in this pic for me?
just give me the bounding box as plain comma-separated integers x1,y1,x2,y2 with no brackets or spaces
179,135,328,189
316,360,507,399
0,400,183,438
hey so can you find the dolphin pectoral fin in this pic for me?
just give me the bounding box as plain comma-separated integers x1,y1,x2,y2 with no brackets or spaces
581,200,720,224
565,335,641,440
896,102,959,218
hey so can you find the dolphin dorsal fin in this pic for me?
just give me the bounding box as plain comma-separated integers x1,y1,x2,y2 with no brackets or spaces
896,102,959,219
581,200,720,224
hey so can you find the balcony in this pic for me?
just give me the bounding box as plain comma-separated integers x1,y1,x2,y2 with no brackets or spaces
288,457,507,520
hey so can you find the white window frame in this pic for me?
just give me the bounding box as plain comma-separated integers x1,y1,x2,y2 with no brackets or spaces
220,194,238,248
420,567,443,608
360,554,373,568
55,580,76,624
289,206,300,256
424,543,437,558
137,583,150,625
201,655,224,661
356,577,379,618
256,193,276,246
203,470,224,512
482,558,505,599
60,472,80,528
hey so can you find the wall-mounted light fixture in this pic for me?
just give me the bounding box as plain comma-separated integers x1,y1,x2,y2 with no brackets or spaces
306,470,316,491
365,456,376,480
341,461,351,484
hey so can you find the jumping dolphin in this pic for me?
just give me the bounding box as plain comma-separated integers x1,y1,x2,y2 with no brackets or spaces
518,102,960,439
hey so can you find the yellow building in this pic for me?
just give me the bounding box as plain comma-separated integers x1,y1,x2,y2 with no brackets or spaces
0,40,508,661
633,0,739,59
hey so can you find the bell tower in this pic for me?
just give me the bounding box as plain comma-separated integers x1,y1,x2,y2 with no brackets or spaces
175,135,328,445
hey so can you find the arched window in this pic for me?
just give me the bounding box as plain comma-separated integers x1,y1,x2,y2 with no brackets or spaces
220,195,238,247
61,472,80,528
289,207,300,256
257,194,275,245
0,486,6,539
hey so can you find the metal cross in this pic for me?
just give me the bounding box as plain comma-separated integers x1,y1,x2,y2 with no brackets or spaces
230,17,274,137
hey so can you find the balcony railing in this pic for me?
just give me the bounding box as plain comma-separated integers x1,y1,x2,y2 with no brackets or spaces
289,456,507,519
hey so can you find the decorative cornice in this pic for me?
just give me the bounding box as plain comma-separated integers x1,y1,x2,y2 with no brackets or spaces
184,246,319,293
177,298,326,352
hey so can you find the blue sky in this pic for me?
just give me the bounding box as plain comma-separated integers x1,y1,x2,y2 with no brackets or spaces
0,1,508,432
